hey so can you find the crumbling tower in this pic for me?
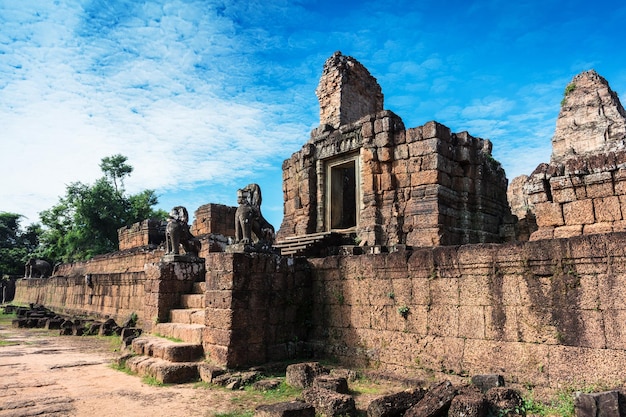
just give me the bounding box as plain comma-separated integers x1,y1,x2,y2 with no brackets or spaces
510,70,626,240
278,52,513,248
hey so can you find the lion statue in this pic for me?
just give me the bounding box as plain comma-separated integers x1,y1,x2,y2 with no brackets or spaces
165,206,201,257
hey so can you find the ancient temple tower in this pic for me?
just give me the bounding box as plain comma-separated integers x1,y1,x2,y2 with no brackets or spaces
552,70,626,161
510,69,626,240
278,52,513,248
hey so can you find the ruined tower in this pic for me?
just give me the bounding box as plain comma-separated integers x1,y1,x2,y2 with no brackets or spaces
510,69,626,240
278,52,513,248
316,51,384,129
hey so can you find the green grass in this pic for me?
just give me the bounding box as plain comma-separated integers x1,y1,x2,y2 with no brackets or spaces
153,333,184,343
141,375,165,386
523,384,609,417
213,412,253,417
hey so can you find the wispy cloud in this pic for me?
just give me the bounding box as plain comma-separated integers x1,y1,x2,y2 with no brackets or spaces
1,0,625,229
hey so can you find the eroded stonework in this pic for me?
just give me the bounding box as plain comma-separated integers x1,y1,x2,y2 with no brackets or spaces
510,70,626,240
279,53,513,247
316,51,384,130
552,70,626,161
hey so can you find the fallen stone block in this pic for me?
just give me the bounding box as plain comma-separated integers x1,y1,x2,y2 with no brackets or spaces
574,391,620,417
405,380,456,417
302,387,356,417
471,374,505,393
448,393,488,417
367,388,426,417
313,375,349,394
253,379,282,391
198,363,226,383
485,387,525,417
255,400,315,417
286,362,328,389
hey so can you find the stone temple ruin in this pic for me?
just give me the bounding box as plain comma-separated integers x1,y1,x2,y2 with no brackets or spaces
12,53,626,397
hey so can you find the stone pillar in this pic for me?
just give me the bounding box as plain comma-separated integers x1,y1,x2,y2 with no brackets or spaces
143,255,205,332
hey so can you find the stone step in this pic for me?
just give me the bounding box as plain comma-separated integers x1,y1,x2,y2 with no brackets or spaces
170,308,205,325
181,294,204,309
131,336,204,362
154,322,205,345
125,355,199,384
192,281,206,294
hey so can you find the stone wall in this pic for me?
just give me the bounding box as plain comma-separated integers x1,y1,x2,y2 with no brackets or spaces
191,203,236,238
14,249,203,332
202,253,311,368
525,153,626,240
15,273,146,325
118,219,165,251
305,233,626,388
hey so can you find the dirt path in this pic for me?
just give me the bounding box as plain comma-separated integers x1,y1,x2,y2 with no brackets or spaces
0,324,253,417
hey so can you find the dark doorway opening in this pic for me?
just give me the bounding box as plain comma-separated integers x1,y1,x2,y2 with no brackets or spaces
329,160,357,230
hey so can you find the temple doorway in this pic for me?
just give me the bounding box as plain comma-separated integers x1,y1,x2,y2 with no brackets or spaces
326,154,360,231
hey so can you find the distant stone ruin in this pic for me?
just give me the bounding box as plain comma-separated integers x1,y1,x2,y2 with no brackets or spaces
279,51,513,247
510,69,626,240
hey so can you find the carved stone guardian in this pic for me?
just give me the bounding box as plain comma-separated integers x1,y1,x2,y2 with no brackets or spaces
228,183,275,253
164,206,201,259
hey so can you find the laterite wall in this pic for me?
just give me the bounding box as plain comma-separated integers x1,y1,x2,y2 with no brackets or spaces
306,232,626,389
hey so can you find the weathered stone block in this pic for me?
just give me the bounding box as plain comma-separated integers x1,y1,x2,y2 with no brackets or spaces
302,387,356,417
574,391,620,417
471,375,505,393
554,225,583,238
255,401,315,417
286,362,328,389
367,388,426,417
593,196,622,222
449,393,488,417
405,380,456,417
535,202,564,227
563,199,595,225
485,388,524,417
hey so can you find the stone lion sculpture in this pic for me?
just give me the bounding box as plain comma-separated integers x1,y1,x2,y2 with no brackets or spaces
25,258,51,278
165,206,201,257
234,183,275,245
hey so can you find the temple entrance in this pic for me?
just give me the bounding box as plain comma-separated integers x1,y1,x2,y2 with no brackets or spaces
326,155,359,231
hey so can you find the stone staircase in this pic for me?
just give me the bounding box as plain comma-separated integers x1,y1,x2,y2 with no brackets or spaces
124,281,209,383
274,232,344,256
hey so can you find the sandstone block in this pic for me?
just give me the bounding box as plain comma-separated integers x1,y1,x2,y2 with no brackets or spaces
485,388,524,417
255,401,315,417
594,196,622,222
554,225,583,239
367,388,426,417
448,393,488,417
563,200,595,225
286,362,328,389
535,202,564,227
302,387,356,417
574,391,621,417
471,375,505,393
405,380,456,417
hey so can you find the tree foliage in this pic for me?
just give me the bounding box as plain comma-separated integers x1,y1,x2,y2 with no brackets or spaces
39,155,166,263
0,212,42,276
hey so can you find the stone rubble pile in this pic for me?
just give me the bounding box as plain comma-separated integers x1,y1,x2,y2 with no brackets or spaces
3,303,141,342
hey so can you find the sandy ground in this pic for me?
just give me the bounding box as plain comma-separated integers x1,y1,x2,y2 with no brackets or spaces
0,320,407,417
0,323,260,417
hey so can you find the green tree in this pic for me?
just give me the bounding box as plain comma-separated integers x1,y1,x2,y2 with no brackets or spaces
39,155,167,262
0,212,42,276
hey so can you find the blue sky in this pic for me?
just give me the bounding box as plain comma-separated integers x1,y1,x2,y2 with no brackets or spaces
1,0,625,232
